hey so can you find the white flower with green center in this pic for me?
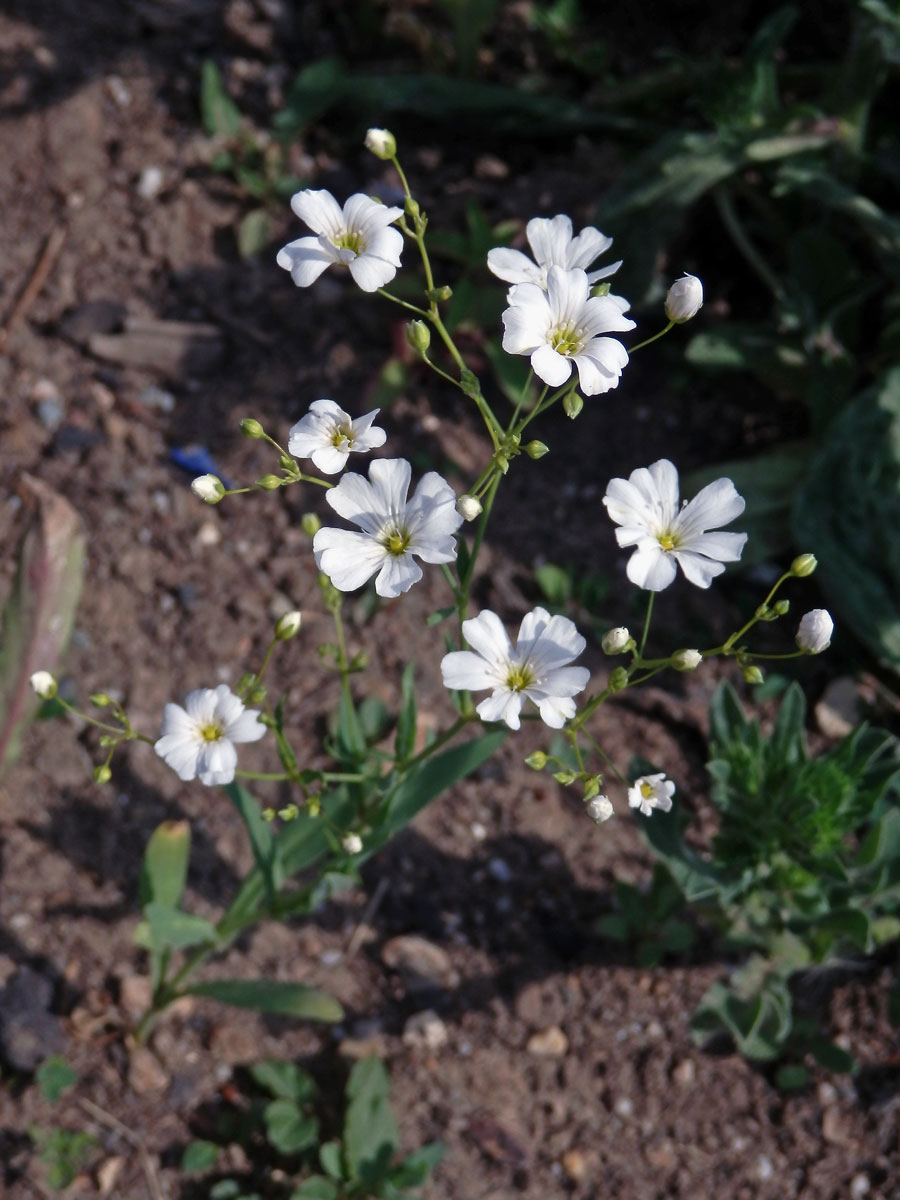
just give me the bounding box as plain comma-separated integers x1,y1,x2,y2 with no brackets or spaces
487,214,622,290
154,685,266,787
603,458,747,591
288,399,386,475
501,266,636,395
441,606,590,730
628,773,675,817
313,458,463,598
276,190,404,293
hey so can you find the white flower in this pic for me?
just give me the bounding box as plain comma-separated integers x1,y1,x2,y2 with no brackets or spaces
603,458,747,591
441,606,590,731
628,773,675,817
364,127,396,159
587,795,614,823
288,400,387,475
276,190,404,293
488,214,622,290
342,832,364,855
501,266,635,395
456,494,483,522
796,609,833,654
154,684,266,787
30,670,57,699
313,458,463,598
601,626,631,655
664,273,703,323
191,474,224,503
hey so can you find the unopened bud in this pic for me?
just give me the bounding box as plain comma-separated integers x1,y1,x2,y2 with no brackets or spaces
257,474,282,491
90,692,112,708
30,671,57,699
590,282,612,297
796,609,833,654
791,553,817,578
240,417,265,439
742,664,765,685
301,512,322,537
405,320,431,354
275,610,302,640
774,599,790,616
93,764,112,785
583,776,601,800
608,666,629,692
587,795,614,824
427,285,452,302
525,750,548,770
601,627,631,655
364,127,396,159
563,392,583,419
525,440,549,459
404,196,420,219
342,832,364,855
191,474,225,504
553,770,576,785
456,494,483,521
672,648,702,672
664,273,703,323
350,650,370,671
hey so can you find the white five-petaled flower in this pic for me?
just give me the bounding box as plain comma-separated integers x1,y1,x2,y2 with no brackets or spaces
276,190,404,293
288,400,386,475
501,266,636,395
313,458,463,599
603,458,747,591
441,606,590,731
154,684,266,787
796,609,833,654
628,773,675,817
487,214,622,290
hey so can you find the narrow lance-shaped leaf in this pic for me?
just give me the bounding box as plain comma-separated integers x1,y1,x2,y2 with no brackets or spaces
0,475,86,776
139,820,191,909
184,978,343,1022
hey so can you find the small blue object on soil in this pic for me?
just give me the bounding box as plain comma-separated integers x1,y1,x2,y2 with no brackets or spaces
169,444,234,489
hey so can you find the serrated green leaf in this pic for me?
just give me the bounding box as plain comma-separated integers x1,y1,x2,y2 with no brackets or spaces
185,979,343,1022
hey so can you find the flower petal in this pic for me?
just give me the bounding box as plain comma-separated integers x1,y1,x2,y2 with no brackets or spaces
290,189,345,236
375,553,422,597
487,247,543,284
276,238,333,287
625,546,678,591
313,528,386,591
530,343,573,387
441,650,499,692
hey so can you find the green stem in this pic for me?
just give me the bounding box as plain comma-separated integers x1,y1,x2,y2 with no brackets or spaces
629,321,675,352
639,593,655,658
714,187,785,303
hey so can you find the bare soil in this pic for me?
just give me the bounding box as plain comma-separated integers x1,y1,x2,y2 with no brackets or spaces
1,4,898,1199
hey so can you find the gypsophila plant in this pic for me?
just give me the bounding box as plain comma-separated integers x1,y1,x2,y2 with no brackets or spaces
37,128,835,1040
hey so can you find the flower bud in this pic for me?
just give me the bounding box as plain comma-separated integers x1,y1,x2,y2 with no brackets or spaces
524,440,549,459
456,494,483,522
796,609,833,654
90,692,113,707
93,764,112,785
590,282,612,297
427,285,453,302
587,795,614,824
342,832,364,855
562,392,583,419
364,127,396,159
191,474,225,504
257,474,282,491
742,664,765,685
350,650,370,670
791,553,817,578
240,417,265,439
525,750,548,770
404,196,420,219
664,273,703,323
405,320,431,354
301,512,322,537
275,610,302,640
774,599,790,616
601,627,631,655
608,666,629,692
553,770,575,785
672,648,702,672
30,671,57,699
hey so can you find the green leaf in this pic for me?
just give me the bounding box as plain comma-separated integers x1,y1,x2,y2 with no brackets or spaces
394,662,418,762
426,606,456,627
775,1063,810,1091
139,821,191,909
390,1142,445,1188
343,1058,398,1185
238,209,271,259
225,782,284,901
141,902,219,951
181,1140,220,1172
201,60,242,138
534,564,571,608
807,1038,854,1074
264,1100,319,1156
336,688,367,763
290,1178,340,1200
319,1140,343,1179
36,1056,77,1102
185,979,343,1022
249,1060,317,1103
0,476,86,776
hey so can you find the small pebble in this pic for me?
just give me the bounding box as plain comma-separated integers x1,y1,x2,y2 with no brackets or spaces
470,821,487,841
137,166,164,200
403,1010,449,1051
561,1149,588,1182
526,1025,568,1058
756,1154,774,1181
614,1097,633,1118
487,857,512,883
138,384,175,413
850,1173,871,1199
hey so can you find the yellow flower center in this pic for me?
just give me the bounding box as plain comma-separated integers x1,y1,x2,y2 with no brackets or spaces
330,424,353,448
335,230,364,255
550,324,582,357
382,528,410,556
198,721,224,743
657,530,679,552
640,781,654,799
506,662,535,692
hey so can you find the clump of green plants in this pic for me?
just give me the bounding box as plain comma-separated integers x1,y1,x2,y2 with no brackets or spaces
643,680,900,1084
182,1056,442,1200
